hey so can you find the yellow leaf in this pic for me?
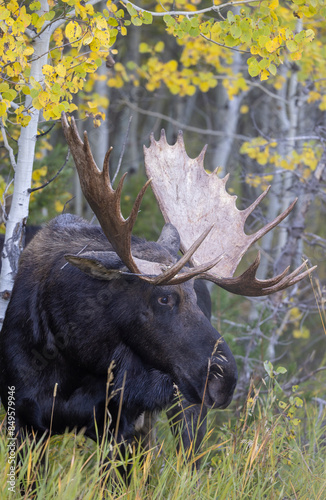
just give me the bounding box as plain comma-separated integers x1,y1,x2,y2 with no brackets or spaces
260,69,269,81
43,108,55,121
83,33,94,45
139,42,150,53
55,200,64,213
23,47,34,56
290,50,302,61
155,41,164,52
38,91,49,106
89,38,100,52
0,101,7,117
55,64,66,77
65,21,82,42
87,101,97,109
32,166,47,181
240,105,249,114
265,38,281,53
43,64,54,76
293,327,310,339
269,0,279,9
17,114,31,127
94,29,111,47
199,81,210,92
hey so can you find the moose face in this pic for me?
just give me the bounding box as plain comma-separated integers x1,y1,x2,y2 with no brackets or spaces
124,280,237,409
66,239,237,411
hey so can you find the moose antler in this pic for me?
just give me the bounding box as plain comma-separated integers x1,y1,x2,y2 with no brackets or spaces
61,113,220,284
144,130,316,296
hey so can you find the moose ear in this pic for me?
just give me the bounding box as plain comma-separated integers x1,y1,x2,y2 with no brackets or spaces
64,251,125,280
156,223,180,257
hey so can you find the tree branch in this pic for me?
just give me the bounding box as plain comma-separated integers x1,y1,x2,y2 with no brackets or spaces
0,117,17,171
28,150,70,193
200,32,250,54
121,100,249,140
124,0,258,18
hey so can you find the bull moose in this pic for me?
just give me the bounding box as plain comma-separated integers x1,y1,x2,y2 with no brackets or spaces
0,113,314,480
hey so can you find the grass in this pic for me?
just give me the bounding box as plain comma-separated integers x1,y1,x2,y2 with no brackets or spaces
1,374,326,500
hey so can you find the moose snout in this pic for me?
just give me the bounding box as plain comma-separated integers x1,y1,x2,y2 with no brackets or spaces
204,355,238,408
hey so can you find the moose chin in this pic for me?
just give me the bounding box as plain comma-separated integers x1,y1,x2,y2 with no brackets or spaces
0,113,314,482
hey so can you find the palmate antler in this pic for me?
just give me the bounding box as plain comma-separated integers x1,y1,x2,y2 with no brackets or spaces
144,131,316,296
61,113,315,295
61,114,221,285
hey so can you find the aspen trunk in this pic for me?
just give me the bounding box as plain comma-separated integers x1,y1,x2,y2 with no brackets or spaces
0,0,51,323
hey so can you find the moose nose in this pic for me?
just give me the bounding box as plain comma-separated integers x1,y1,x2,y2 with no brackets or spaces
204,358,238,408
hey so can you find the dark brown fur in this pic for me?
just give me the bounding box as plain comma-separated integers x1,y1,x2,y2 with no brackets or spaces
0,214,237,477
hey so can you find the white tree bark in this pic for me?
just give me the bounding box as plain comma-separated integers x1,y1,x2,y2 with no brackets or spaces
0,0,51,322
0,0,104,324
212,52,246,174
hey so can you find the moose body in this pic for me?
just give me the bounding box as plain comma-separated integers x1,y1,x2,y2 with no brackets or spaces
0,214,237,450
0,115,314,480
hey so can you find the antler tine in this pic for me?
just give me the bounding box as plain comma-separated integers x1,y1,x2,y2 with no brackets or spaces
247,198,298,245
61,112,152,275
149,224,215,285
199,257,316,296
164,253,224,285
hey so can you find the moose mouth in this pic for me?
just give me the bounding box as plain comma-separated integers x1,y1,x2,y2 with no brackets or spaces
174,369,237,409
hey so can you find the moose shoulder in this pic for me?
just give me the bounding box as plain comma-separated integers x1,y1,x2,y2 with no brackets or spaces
0,113,315,476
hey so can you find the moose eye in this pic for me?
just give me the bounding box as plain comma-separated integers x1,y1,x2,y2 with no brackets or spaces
158,296,170,306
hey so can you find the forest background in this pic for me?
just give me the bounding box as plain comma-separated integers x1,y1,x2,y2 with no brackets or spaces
0,0,326,497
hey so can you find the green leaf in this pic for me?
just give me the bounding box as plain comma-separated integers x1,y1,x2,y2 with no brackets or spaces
44,11,55,21
126,3,137,16
52,83,62,94
240,31,252,44
230,25,242,39
305,29,315,42
131,16,142,27
190,17,199,27
293,396,303,407
258,58,269,69
163,15,175,27
30,1,41,11
269,63,277,75
108,17,118,27
286,40,298,52
263,360,274,377
189,27,200,37
248,62,260,78
30,88,40,98
3,89,17,101
258,35,269,47
294,31,305,43
180,18,191,33
224,35,239,47
142,11,153,24
0,82,9,92
276,366,287,374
